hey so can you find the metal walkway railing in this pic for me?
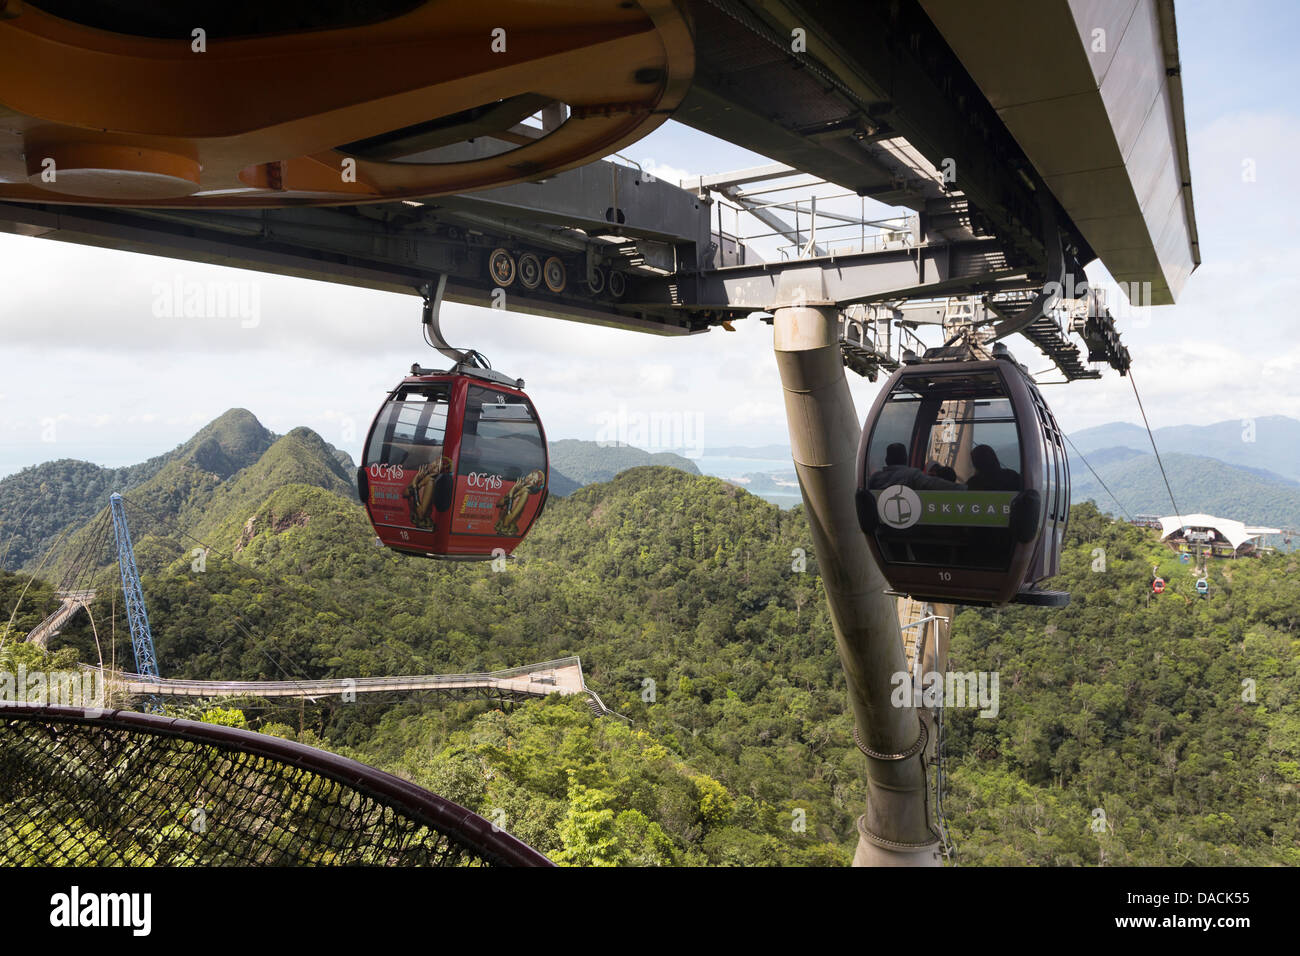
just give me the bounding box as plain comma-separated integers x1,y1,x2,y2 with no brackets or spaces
0,704,551,867
99,656,591,702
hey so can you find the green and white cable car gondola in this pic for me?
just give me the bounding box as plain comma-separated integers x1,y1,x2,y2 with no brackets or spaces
855,344,1070,607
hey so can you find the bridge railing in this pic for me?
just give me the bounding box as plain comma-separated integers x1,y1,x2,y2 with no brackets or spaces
484,656,583,682
93,656,587,697
0,704,552,866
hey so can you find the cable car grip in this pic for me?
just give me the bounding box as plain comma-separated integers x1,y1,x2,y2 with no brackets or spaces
416,276,522,388
418,274,474,366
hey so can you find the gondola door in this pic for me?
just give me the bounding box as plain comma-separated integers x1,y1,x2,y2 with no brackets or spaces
360,377,458,557
445,382,549,558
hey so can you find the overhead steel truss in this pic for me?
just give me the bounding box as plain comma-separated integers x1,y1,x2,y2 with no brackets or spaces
0,156,1123,378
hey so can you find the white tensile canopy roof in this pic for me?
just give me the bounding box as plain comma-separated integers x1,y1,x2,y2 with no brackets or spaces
1158,514,1282,551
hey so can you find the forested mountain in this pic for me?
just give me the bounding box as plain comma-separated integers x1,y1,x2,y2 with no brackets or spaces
3,409,1296,865
0,415,707,572
1069,448,1300,532
548,439,701,486
546,469,583,497
1071,415,1300,483
0,409,359,570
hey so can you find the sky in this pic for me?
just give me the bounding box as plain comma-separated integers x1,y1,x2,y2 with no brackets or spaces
1,0,1297,477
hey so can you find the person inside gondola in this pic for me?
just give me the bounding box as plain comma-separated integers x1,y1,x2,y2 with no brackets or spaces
869,443,963,491
927,461,958,483
965,444,1021,491
958,444,1021,571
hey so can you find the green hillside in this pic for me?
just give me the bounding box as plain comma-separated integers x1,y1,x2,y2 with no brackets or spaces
0,459,150,570
0,409,276,570
1070,449,1300,533
188,428,356,548
1,413,699,574
32,422,362,591
548,439,702,486
4,415,1295,865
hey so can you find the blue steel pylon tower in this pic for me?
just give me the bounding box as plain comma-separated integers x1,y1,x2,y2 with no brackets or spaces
108,493,160,681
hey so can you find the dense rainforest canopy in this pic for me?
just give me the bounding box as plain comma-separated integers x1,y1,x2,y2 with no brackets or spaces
2,413,1296,865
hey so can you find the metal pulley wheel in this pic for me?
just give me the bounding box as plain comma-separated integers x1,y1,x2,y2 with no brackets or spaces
608,270,627,298
489,248,516,287
518,253,543,290
543,256,567,293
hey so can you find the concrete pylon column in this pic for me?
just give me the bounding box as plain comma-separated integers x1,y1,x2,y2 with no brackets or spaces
771,275,941,867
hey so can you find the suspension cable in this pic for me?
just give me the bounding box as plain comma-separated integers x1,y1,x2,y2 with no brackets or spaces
1,506,111,653
60,509,111,596
1128,370,1185,531
117,497,317,682
0,521,82,650
1063,433,1132,521
118,494,386,692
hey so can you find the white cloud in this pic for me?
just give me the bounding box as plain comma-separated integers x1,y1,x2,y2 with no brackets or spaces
3,100,1300,478
638,364,676,390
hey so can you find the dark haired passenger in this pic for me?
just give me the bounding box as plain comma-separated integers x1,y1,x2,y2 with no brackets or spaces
869,443,963,491
965,444,1021,491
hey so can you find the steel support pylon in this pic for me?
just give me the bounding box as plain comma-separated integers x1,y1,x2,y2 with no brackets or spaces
108,493,160,681
772,273,941,866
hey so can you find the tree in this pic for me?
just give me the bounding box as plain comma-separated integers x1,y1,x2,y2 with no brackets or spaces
554,779,621,867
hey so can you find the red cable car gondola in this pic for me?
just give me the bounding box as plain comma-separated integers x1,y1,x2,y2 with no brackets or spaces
854,343,1069,607
1152,577,1165,594
358,363,548,560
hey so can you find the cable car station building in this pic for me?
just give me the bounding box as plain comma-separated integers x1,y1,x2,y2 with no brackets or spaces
1158,514,1281,558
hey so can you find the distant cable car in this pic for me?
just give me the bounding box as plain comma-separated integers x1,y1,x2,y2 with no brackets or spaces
1152,577,1166,594
358,364,549,560
854,343,1069,607
1196,578,1209,596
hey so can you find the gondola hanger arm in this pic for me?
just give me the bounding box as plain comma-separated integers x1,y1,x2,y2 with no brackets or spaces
420,275,465,365
419,275,490,369
414,276,524,388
